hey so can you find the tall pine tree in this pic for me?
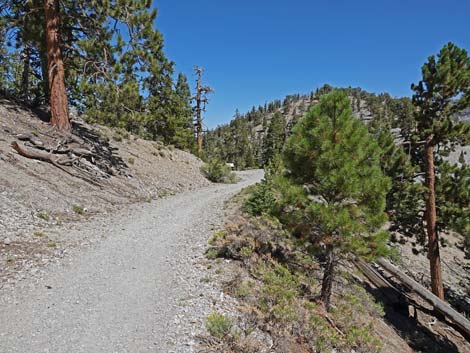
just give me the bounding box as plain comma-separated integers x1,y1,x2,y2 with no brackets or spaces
410,42,470,299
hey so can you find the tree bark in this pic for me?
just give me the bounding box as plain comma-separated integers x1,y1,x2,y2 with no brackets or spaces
424,136,444,299
44,0,70,131
321,244,336,311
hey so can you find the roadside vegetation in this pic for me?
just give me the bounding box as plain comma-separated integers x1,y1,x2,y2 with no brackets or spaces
201,159,238,183
202,93,390,352
201,43,470,352
204,191,387,352
206,42,470,299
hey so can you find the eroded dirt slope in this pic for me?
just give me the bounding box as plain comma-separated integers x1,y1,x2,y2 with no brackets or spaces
0,98,210,285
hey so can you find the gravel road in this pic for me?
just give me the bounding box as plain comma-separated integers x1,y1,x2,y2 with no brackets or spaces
0,169,263,353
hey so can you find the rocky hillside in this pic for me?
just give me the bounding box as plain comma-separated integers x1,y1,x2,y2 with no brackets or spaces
0,97,210,285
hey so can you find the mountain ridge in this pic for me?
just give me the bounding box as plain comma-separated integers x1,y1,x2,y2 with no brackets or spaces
205,85,470,168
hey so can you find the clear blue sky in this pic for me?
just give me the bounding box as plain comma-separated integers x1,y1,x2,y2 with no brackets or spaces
153,0,470,128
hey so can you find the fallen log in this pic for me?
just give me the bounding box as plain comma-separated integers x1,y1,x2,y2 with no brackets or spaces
376,258,470,337
354,259,408,310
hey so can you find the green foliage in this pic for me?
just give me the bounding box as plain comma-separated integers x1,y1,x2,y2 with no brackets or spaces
240,246,253,258
373,129,425,241
206,204,386,352
171,73,196,151
233,281,252,298
243,155,285,217
36,212,50,222
262,112,286,165
72,205,85,215
281,91,391,307
435,162,470,256
205,312,233,339
411,42,470,145
205,85,418,171
390,42,470,252
0,1,195,148
209,229,227,245
283,91,391,254
34,231,45,237
204,113,256,170
201,159,237,183
243,181,276,216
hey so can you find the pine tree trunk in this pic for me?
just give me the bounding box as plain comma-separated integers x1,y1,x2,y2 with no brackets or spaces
424,136,444,300
44,0,70,131
20,45,30,100
321,244,336,311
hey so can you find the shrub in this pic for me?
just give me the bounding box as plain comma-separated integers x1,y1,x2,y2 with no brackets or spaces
243,182,276,216
205,248,219,260
36,212,50,221
205,312,233,339
209,229,227,245
72,205,85,215
201,159,237,183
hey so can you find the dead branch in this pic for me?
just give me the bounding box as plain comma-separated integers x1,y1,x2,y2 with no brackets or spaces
377,258,470,338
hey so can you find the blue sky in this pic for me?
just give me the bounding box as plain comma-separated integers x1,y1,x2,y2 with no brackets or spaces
154,0,470,128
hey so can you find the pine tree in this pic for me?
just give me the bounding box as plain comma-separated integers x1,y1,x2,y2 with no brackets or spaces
2,0,181,142
282,91,391,309
172,72,196,150
410,42,470,299
262,111,285,165
44,0,70,130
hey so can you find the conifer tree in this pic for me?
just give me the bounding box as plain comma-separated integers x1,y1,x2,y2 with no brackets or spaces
282,91,391,309
172,72,196,150
2,0,181,142
45,0,70,130
410,42,470,299
262,111,285,165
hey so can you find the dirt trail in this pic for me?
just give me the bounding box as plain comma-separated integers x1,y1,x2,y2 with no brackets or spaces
0,170,263,353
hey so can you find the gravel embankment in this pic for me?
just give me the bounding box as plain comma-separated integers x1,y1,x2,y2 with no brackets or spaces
0,170,263,353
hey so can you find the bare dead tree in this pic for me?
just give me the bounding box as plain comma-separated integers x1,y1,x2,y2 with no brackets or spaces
191,66,212,157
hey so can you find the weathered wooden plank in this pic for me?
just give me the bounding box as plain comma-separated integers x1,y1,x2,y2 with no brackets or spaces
377,258,470,337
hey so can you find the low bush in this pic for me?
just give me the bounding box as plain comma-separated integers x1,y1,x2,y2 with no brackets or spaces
201,159,238,183
206,312,233,339
36,212,50,221
72,205,85,215
243,181,276,216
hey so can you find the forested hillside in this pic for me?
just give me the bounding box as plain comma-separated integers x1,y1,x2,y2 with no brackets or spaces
204,84,419,168
0,1,195,150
